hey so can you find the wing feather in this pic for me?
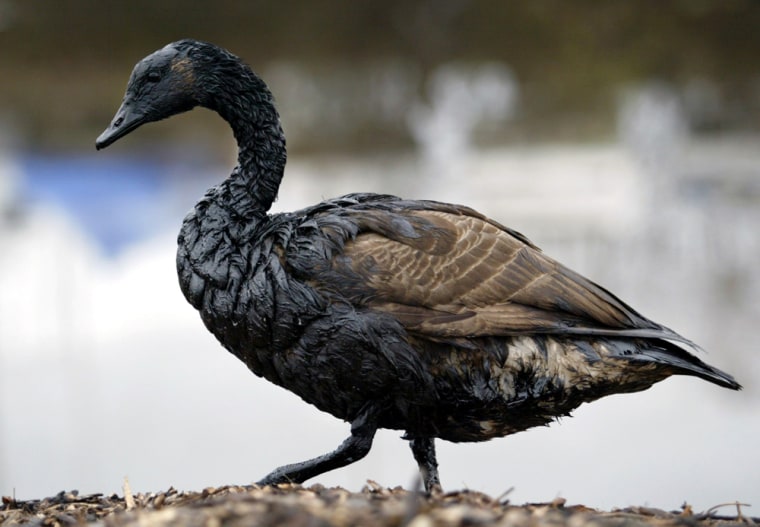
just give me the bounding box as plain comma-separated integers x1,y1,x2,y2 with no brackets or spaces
326,202,693,346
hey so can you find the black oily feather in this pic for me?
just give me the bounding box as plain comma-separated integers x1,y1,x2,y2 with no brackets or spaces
97,39,742,493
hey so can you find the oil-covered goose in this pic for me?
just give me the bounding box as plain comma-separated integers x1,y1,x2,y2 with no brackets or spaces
96,39,741,493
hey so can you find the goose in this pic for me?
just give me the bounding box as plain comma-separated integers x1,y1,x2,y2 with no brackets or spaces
96,39,741,492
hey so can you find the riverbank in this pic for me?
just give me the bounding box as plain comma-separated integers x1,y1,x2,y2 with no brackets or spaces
1,483,755,526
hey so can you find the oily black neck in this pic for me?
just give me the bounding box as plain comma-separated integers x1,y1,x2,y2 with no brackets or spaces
199,55,286,215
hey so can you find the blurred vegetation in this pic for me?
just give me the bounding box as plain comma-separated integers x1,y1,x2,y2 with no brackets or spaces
1,0,759,152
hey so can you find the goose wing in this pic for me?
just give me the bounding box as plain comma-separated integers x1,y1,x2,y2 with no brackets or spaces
328,199,691,345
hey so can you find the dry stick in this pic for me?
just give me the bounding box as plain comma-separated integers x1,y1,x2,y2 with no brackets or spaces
122,477,136,511
702,501,752,522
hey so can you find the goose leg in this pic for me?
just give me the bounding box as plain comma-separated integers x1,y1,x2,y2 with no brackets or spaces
410,437,442,493
257,403,379,486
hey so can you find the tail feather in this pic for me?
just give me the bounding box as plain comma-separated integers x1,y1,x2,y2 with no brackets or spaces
561,326,704,353
607,338,742,390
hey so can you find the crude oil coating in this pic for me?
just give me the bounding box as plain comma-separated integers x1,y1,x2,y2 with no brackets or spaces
97,39,742,493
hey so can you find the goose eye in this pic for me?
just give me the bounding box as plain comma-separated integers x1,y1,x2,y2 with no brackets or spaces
147,71,161,83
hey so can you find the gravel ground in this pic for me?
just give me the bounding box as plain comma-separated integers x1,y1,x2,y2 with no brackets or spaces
1,483,755,527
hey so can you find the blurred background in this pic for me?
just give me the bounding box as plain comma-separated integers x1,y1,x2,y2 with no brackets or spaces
0,0,758,510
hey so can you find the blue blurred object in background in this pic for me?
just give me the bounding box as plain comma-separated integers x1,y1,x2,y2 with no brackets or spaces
19,154,170,255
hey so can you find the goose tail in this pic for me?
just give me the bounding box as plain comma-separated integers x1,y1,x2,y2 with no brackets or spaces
608,338,742,390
